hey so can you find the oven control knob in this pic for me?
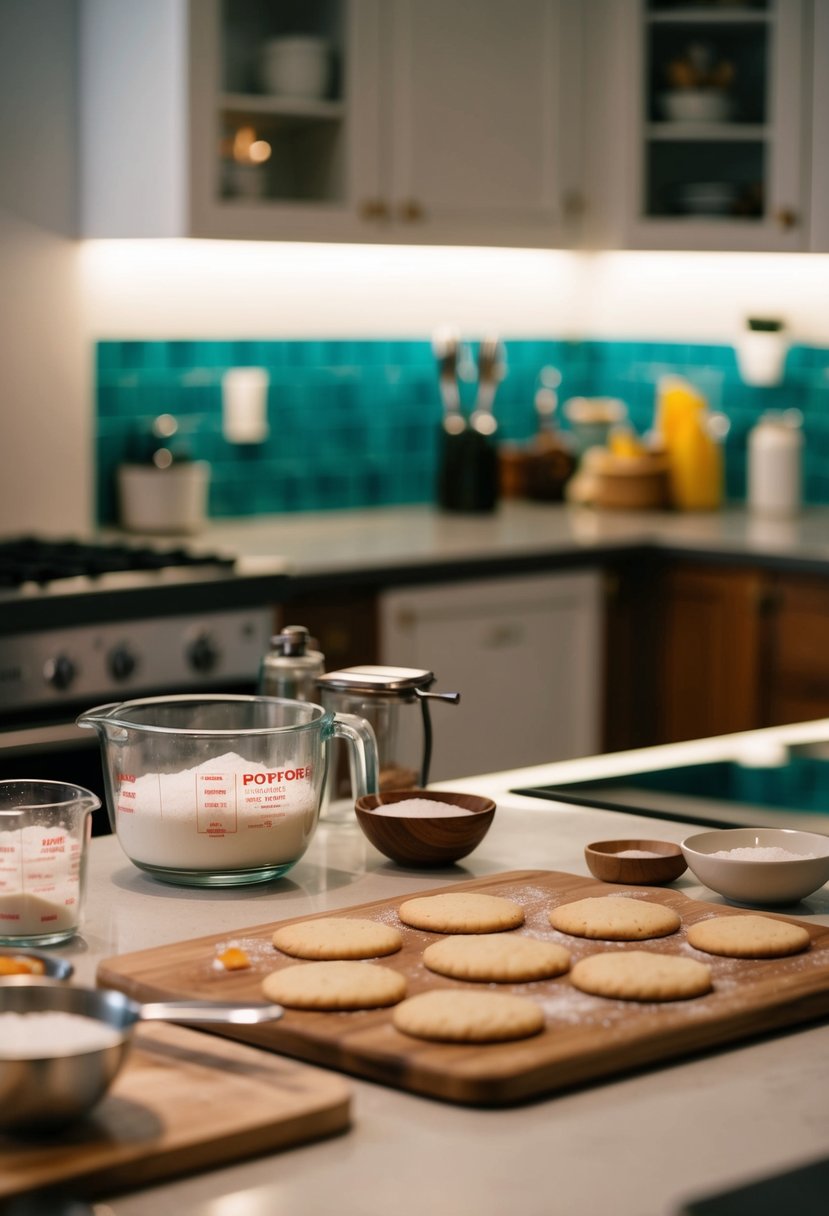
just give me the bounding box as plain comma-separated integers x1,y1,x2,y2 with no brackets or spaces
43,654,76,692
187,632,220,674
108,645,137,682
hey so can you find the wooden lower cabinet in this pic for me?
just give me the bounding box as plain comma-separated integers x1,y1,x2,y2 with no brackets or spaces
653,565,765,745
763,573,829,726
647,563,829,747
275,590,379,673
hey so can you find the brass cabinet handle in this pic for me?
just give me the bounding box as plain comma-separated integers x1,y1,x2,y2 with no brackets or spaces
775,207,798,231
397,199,424,222
562,190,587,220
359,198,389,221
482,622,525,648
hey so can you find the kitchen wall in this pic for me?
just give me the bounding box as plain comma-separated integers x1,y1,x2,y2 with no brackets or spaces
2,2,829,537
0,0,89,536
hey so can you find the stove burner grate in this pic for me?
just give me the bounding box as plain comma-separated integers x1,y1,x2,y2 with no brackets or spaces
0,537,235,588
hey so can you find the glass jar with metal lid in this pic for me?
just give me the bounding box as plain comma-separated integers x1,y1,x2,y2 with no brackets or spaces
259,625,325,701
315,665,460,806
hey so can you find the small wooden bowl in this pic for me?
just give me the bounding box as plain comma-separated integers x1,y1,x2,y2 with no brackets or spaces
585,839,687,886
355,790,496,867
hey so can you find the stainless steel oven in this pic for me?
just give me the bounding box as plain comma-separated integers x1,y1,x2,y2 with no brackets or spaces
0,537,288,830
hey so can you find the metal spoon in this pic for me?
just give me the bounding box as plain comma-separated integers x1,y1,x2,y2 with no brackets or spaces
470,337,504,435
432,326,466,435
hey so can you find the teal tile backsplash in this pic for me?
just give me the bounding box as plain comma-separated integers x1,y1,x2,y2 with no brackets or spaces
95,339,829,524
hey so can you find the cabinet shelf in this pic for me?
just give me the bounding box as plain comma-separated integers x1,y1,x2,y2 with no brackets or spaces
646,122,768,140
647,8,771,24
220,92,346,122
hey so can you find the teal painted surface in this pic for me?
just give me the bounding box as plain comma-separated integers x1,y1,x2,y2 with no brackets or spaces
95,339,829,523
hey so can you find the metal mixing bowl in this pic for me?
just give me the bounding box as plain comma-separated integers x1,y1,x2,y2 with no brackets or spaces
0,978,283,1133
0,980,131,1132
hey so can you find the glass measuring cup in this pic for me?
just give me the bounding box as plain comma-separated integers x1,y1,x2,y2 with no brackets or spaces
0,781,99,947
77,694,378,887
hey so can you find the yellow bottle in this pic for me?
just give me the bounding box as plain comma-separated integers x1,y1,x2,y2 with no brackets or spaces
656,377,723,511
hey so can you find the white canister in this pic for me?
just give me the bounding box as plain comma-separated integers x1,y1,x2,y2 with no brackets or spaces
747,411,803,518
118,462,211,534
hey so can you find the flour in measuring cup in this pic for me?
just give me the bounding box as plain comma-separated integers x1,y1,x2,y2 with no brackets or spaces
115,751,319,871
0,825,82,937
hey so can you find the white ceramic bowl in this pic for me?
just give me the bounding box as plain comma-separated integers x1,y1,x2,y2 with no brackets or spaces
681,828,829,906
660,89,732,124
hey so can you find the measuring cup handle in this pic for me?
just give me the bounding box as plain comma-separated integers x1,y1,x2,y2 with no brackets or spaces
332,712,379,798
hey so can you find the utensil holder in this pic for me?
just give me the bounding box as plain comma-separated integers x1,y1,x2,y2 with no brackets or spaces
437,429,498,513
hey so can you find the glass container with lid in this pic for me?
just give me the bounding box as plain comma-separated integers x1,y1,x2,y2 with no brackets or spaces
316,666,460,813
259,625,325,701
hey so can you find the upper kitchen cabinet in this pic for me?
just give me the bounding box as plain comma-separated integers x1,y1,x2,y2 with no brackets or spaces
583,0,810,252
80,0,581,247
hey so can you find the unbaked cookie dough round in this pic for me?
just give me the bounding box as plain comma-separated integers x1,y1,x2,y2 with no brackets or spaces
423,934,570,983
398,892,525,934
261,961,406,1010
570,951,712,1002
686,914,810,959
272,917,403,960
392,989,544,1043
549,896,681,941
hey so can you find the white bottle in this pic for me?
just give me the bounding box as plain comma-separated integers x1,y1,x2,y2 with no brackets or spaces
747,411,803,518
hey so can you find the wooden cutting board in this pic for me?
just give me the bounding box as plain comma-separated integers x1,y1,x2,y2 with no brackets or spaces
0,1022,351,1200
97,870,829,1108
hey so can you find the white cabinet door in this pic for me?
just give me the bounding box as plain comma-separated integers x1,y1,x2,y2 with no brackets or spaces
809,0,829,251
583,0,809,253
380,572,603,782
378,0,579,248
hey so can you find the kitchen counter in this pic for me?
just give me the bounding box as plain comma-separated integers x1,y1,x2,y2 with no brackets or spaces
196,501,829,591
53,720,829,1216
7,503,829,632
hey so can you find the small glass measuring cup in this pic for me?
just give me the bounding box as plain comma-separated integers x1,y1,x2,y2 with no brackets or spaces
77,694,378,887
0,781,99,947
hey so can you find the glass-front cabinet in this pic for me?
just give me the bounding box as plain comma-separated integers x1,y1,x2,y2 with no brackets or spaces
189,0,376,242
585,0,809,252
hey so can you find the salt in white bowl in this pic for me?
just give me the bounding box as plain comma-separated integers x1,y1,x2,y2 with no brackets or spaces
681,827,829,906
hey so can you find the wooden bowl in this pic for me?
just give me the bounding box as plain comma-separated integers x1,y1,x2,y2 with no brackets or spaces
584,839,687,886
354,790,496,867
593,453,670,511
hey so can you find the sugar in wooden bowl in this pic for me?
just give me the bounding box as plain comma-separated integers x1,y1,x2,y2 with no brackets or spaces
584,839,688,886
355,790,496,867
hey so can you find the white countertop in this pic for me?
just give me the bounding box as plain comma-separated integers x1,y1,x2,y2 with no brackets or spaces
197,502,829,578
51,722,829,1216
